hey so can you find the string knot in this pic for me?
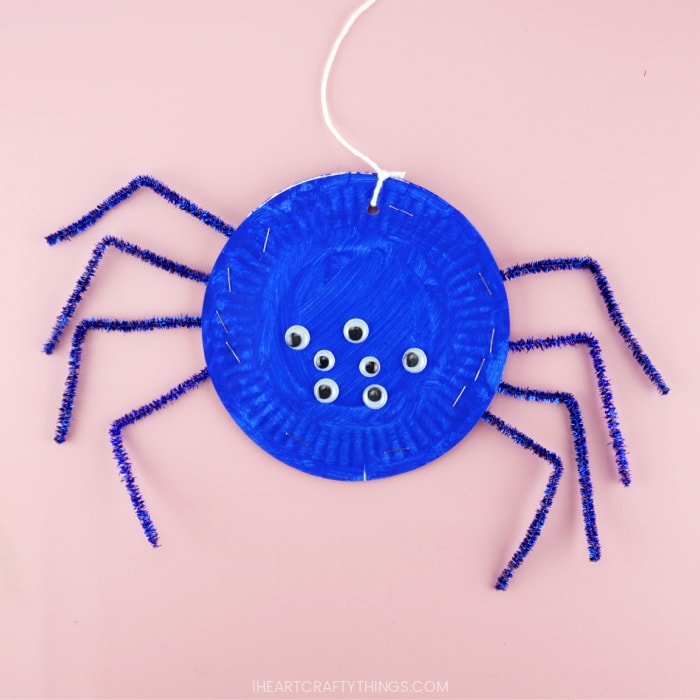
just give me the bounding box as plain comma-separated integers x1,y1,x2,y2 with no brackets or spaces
371,168,406,207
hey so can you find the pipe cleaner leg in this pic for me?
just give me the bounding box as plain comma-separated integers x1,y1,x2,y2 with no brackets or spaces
55,316,202,443
508,333,630,485
497,381,600,562
45,175,235,246
482,410,564,590
500,257,670,394
44,236,209,354
109,368,210,546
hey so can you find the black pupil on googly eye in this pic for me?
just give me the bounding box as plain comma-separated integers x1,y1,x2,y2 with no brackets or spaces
316,355,330,369
289,332,302,348
367,387,382,402
365,360,378,374
318,384,332,400
348,326,363,341
406,352,419,367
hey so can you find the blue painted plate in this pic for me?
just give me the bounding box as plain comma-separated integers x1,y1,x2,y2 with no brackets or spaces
202,173,509,480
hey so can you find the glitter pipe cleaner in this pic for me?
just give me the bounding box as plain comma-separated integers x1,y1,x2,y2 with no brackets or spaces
508,333,630,485
497,381,600,562
44,236,209,355
482,410,564,590
54,315,203,443
500,257,670,394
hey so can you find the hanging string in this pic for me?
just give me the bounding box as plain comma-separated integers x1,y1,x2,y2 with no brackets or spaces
321,0,405,208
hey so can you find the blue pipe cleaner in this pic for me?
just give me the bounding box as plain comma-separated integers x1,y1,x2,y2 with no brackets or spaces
109,367,210,546
44,235,209,355
500,257,670,394
45,175,235,246
509,333,630,485
482,410,564,590
497,381,600,562
55,316,203,443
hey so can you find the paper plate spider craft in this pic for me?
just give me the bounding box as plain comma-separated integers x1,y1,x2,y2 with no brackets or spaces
43,2,669,590
44,171,668,590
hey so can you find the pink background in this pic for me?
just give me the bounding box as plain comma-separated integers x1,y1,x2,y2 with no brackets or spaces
1,1,699,698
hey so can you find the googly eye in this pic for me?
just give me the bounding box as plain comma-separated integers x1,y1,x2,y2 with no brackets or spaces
402,348,427,373
285,325,310,350
314,350,336,371
359,356,381,377
314,378,339,404
362,384,388,409
343,318,369,343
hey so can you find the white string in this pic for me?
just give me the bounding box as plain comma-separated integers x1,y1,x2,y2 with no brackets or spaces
321,0,405,208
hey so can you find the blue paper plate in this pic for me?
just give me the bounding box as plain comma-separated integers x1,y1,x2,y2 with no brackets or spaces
202,173,509,480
